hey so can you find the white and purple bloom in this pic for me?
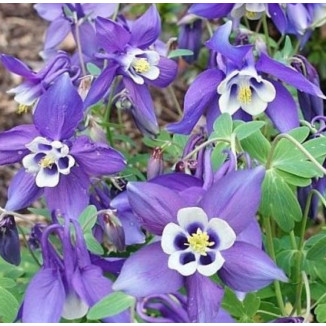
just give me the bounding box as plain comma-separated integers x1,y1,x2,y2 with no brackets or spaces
34,3,117,58
0,51,80,106
84,5,178,135
189,3,287,34
112,168,288,322
0,73,126,218
168,21,325,135
20,217,129,322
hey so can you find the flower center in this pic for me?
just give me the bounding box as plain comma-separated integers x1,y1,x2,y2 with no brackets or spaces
39,155,55,168
186,228,215,256
132,58,151,73
238,85,252,104
245,10,258,19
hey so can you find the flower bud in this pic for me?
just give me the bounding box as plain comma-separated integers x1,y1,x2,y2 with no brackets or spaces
292,55,324,121
102,210,125,252
147,147,164,180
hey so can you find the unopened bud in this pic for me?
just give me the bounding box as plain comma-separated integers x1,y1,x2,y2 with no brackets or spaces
102,210,125,252
147,147,164,180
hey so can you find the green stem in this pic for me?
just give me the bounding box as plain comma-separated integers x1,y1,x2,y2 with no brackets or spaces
17,225,41,267
167,85,182,117
294,189,326,314
104,78,118,146
302,272,311,323
205,19,214,38
262,14,271,55
112,3,120,21
266,133,326,175
263,216,286,315
182,137,230,161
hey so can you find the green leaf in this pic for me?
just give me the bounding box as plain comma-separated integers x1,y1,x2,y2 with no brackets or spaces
87,291,135,320
0,287,19,322
234,121,265,140
86,63,101,76
243,293,260,317
241,130,271,163
212,113,233,139
316,303,326,322
307,235,326,261
84,233,104,255
28,208,51,219
79,205,98,232
274,169,311,187
211,142,228,170
222,288,244,318
260,170,302,232
0,278,15,289
168,49,194,59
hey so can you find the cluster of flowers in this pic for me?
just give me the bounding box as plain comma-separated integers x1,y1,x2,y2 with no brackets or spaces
0,3,326,323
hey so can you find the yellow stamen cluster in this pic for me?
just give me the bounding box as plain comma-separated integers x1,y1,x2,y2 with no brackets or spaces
245,10,258,19
132,58,151,73
238,85,252,104
17,104,30,114
186,228,215,256
39,156,55,168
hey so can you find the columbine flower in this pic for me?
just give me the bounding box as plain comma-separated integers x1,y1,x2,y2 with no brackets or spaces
0,51,80,106
189,3,287,34
34,3,117,57
112,168,288,322
83,5,178,135
21,217,129,323
0,73,126,218
168,21,325,135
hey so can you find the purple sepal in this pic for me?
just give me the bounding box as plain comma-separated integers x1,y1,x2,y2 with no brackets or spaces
185,273,224,322
113,242,183,297
189,3,234,19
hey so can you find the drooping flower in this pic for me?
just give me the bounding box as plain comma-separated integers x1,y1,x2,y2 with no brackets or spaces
167,21,325,135
189,3,287,34
20,217,129,322
0,51,80,106
34,3,117,58
83,5,178,136
178,15,203,64
0,73,126,218
136,292,234,323
113,168,288,322
0,216,20,265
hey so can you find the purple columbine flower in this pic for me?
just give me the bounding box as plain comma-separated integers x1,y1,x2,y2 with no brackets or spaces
0,51,80,106
20,217,129,322
34,3,117,57
189,3,287,34
168,21,325,135
83,5,178,135
0,73,126,218
112,168,288,322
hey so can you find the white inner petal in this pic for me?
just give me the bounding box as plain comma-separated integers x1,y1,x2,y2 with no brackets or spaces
161,223,186,255
168,250,198,276
22,153,41,174
207,218,236,251
177,207,208,232
197,251,225,276
140,65,160,80
62,292,89,320
36,167,60,188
